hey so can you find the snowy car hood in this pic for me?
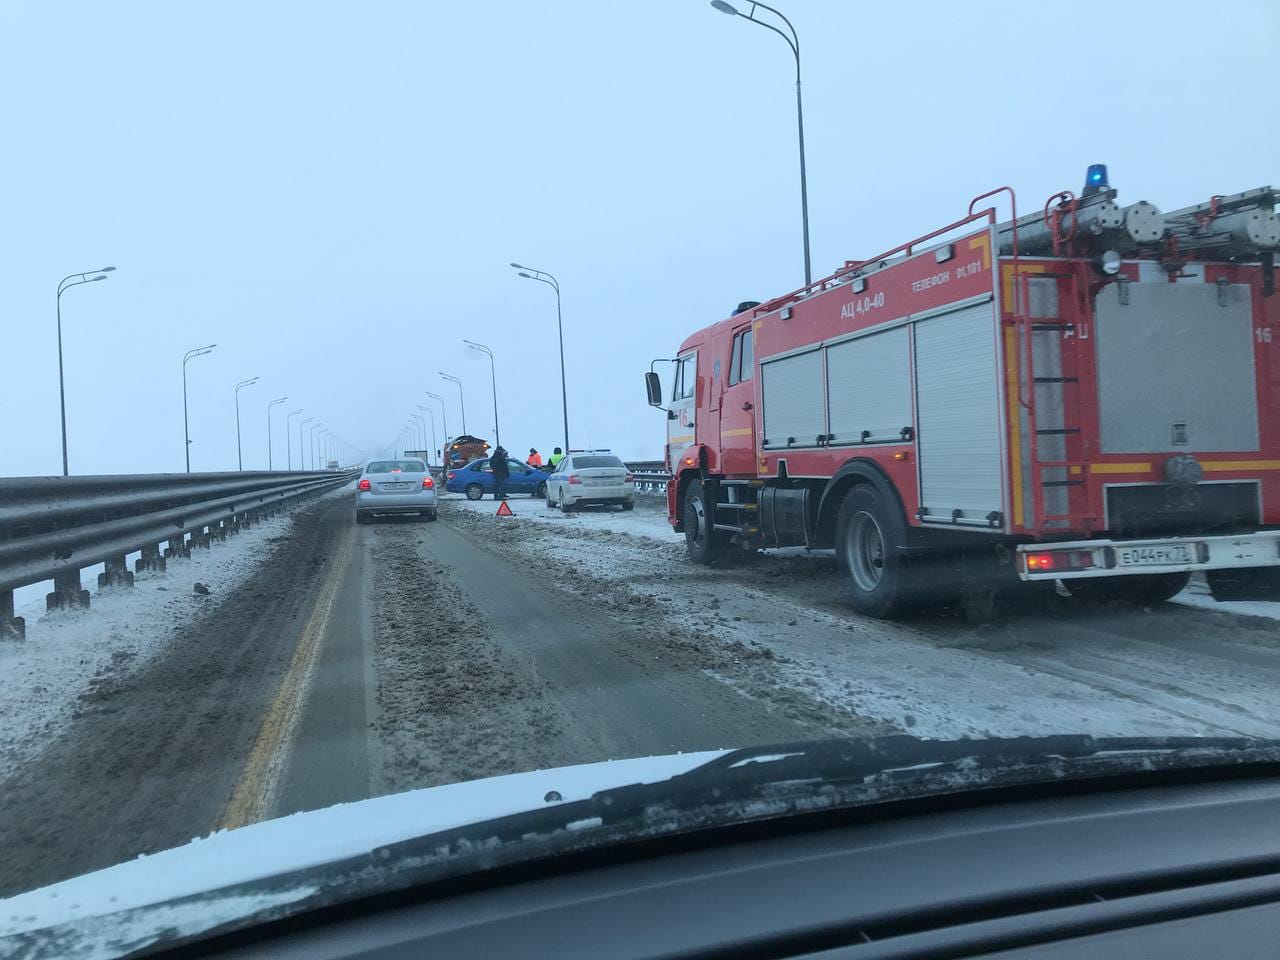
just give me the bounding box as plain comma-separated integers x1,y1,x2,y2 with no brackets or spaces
0,750,727,949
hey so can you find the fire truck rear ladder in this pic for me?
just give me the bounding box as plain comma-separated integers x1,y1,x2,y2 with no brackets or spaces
1013,270,1100,536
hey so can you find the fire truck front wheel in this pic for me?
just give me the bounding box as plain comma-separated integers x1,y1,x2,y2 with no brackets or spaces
836,485,918,619
683,479,728,565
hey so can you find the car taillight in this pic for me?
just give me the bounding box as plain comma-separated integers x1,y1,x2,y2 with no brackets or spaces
422,477,434,488
568,474,582,485
358,479,371,491
447,471,456,480
625,473,634,483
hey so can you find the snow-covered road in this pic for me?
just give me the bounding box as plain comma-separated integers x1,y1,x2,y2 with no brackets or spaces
446,492,1280,740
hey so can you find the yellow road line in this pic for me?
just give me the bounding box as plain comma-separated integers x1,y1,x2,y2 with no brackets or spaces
220,527,353,831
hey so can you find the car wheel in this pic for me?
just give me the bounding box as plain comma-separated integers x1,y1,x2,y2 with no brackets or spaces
465,483,484,501
355,511,370,525
426,509,438,522
559,489,575,513
534,481,547,499
621,500,634,511
835,484,920,618
545,487,556,508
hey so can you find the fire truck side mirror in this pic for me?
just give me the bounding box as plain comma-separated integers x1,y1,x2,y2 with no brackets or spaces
644,371,664,408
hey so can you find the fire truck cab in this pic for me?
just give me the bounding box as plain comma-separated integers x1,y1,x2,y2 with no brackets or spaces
647,169,1280,618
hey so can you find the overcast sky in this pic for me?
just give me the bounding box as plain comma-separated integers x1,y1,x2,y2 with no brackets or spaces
3,0,1277,476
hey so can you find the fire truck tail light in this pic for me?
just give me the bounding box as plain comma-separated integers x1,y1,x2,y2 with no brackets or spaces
683,456,695,466
358,479,371,491
568,474,582,485
893,451,910,462
1024,550,1096,574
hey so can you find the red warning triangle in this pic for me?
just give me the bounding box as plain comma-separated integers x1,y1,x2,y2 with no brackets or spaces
495,499,514,517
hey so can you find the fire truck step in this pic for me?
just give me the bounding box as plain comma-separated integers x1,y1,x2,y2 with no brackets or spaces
1035,428,1081,436
1032,376,1079,384
1042,479,1085,487
1030,322,1075,331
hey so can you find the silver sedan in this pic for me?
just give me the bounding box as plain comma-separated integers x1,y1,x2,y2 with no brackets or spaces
356,459,438,523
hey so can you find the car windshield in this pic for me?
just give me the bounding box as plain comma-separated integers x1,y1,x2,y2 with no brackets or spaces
3,1,1278,954
367,460,425,474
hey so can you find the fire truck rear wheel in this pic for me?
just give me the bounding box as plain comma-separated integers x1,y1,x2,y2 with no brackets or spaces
835,485,917,619
683,479,728,565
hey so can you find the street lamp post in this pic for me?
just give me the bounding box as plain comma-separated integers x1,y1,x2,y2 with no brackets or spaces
463,339,499,449
308,422,322,470
267,397,287,469
439,373,467,436
234,377,259,471
710,0,811,286
182,343,217,473
300,417,314,470
410,414,428,459
56,266,116,475
511,264,569,454
416,405,438,467
285,409,303,469
425,391,450,452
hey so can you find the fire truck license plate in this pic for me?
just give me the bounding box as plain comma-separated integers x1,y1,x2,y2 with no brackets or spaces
1115,544,1197,567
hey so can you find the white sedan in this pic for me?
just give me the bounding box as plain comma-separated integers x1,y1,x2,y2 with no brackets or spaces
544,453,635,512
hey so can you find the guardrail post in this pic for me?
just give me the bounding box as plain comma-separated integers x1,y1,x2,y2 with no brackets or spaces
47,569,90,611
196,525,212,549
1,590,24,641
98,554,135,589
165,534,191,561
213,519,228,542
136,543,166,573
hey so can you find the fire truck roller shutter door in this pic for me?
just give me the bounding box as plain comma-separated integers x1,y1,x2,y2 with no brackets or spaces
914,300,1005,526
761,349,824,449
826,326,912,445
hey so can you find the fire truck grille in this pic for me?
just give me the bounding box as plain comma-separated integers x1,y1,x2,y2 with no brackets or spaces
1105,482,1260,538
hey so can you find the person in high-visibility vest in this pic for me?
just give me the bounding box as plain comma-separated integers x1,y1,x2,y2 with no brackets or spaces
548,447,564,468
527,448,543,467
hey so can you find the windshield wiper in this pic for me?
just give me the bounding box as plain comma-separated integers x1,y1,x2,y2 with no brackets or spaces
373,734,1280,869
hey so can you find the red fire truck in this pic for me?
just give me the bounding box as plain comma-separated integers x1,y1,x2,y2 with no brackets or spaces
646,167,1280,618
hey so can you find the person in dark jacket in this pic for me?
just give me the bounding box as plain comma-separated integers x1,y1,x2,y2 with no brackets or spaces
490,446,510,500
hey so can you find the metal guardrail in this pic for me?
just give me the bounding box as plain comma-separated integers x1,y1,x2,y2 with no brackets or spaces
0,470,356,640
625,460,671,494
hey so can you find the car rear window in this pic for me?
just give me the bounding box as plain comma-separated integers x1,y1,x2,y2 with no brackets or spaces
367,460,425,474
573,456,625,468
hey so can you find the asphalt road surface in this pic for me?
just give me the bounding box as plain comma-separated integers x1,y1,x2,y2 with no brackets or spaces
4,488,1280,896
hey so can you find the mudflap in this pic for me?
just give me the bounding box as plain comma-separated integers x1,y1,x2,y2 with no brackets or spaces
911,542,1021,622
1206,566,1280,602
